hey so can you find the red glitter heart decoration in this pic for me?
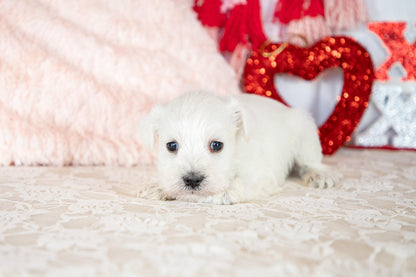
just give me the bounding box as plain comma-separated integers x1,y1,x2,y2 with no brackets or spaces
244,36,374,155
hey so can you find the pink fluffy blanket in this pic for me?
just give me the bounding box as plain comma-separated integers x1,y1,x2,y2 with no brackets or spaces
0,0,240,166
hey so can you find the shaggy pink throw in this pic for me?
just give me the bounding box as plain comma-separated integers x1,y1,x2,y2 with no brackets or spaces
0,0,240,166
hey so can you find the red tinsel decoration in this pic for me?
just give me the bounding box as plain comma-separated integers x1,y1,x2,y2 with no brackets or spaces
193,0,227,27
244,37,374,155
193,0,267,52
273,0,330,46
274,0,325,24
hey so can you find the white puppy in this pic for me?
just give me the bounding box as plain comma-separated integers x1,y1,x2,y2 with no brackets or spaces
139,92,334,204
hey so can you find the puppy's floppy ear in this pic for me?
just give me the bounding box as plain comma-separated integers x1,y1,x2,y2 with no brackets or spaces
226,96,248,138
138,105,163,151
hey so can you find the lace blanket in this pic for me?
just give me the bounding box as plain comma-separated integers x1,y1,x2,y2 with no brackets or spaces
1,149,415,276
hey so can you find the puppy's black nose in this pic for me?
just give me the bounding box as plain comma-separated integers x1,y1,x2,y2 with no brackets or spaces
182,172,205,189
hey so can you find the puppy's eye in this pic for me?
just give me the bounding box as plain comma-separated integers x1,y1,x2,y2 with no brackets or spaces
209,141,223,153
166,141,178,153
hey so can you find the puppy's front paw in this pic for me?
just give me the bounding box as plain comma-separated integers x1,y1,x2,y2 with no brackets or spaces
303,171,335,189
199,192,234,205
137,184,171,201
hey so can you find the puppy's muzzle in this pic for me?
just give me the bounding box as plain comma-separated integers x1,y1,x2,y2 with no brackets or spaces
182,172,205,190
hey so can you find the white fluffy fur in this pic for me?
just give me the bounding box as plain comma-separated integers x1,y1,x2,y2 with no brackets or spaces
139,92,334,204
0,0,240,165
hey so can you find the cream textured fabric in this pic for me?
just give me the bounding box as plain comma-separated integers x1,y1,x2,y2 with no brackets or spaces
1,149,415,276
